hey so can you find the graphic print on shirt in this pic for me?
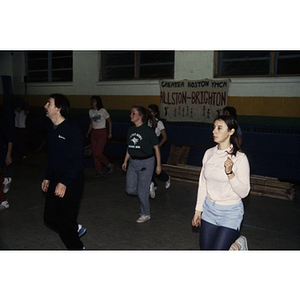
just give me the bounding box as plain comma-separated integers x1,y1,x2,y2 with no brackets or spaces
129,133,142,149
58,135,66,140
91,114,101,122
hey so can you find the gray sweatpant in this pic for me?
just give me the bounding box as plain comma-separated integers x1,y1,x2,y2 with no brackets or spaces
126,156,155,216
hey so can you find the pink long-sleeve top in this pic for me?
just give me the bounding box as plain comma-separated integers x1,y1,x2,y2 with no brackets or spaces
195,145,250,212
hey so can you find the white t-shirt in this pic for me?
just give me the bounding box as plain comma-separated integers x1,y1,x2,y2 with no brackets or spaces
89,108,110,129
148,118,165,137
15,110,27,128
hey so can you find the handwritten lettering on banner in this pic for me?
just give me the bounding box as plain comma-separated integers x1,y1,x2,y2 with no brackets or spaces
159,79,230,123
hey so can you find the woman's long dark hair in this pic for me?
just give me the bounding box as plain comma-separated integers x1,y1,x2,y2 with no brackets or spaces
215,115,241,156
147,104,159,129
91,96,103,110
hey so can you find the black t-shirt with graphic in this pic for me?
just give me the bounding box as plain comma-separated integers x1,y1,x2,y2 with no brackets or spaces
127,123,159,158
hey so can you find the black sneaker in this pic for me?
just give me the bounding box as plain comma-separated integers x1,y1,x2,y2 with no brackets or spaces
107,164,114,174
94,172,103,179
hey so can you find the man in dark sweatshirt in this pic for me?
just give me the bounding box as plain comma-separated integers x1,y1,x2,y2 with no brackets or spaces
41,94,85,250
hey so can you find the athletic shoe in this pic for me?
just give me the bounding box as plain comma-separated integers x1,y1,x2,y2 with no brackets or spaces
136,215,151,223
149,182,155,199
107,164,114,174
3,177,12,194
236,236,248,250
0,200,9,211
94,172,103,179
78,224,87,237
165,176,171,189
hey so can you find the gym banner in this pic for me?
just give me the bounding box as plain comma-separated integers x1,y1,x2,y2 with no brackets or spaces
159,78,230,123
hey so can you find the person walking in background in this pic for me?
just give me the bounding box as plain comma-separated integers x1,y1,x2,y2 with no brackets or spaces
192,115,250,250
0,106,13,211
223,106,243,146
147,104,171,198
14,97,29,161
41,94,86,250
85,96,113,178
122,105,161,223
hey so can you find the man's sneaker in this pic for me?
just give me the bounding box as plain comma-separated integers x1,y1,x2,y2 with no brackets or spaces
149,182,155,199
78,224,87,237
136,215,151,223
165,176,171,189
236,236,248,250
3,177,12,194
94,172,103,179
107,164,114,174
0,200,9,211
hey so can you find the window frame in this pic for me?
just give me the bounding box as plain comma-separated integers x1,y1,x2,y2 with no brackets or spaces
99,50,175,81
25,51,73,83
214,51,300,78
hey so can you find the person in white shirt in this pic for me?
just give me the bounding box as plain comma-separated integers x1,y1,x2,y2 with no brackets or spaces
14,97,29,161
192,115,250,250
85,96,113,178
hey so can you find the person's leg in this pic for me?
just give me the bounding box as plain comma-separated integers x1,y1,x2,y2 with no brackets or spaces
126,159,138,196
199,219,219,250
155,169,169,182
96,129,110,167
19,128,27,158
0,168,9,210
57,170,84,250
91,129,103,173
0,168,5,202
137,157,155,216
211,226,239,250
43,174,60,231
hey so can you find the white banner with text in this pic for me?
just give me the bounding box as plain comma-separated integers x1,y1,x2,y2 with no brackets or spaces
159,78,230,123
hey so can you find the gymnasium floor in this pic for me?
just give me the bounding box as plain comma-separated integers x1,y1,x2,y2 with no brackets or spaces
1,151,299,251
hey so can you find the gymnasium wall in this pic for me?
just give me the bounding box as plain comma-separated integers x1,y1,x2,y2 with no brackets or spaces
1,51,300,180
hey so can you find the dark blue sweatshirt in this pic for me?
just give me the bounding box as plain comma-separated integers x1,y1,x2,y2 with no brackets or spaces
44,119,83,186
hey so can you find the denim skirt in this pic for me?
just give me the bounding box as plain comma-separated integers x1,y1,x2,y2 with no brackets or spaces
201,197,244,230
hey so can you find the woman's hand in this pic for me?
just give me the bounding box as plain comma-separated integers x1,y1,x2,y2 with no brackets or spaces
192,210,202,227
224,156,234,174
5,153,12,166
122,162,127,171
156,165,161,175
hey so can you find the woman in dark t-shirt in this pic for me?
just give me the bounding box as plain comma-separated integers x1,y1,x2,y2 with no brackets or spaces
122,105,161,223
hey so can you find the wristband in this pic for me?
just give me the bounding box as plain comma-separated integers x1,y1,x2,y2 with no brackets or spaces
226,171,233,175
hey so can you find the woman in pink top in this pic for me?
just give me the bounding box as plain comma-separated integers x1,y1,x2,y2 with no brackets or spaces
192,115,250,250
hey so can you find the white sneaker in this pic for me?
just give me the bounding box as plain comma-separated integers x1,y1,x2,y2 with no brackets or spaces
165,176,171,189
0,200,9,211
236,236,248,250
3,177,12,194
77,224,87,237
136,215,151,223
149,182,155,199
